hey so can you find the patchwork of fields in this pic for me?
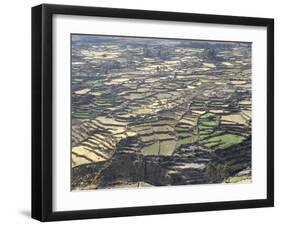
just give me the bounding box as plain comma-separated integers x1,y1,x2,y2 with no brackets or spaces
71,35,252,190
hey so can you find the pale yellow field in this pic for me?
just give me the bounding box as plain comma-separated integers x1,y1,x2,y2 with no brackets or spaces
72,146,106,167
187,85,196,89
221,113,248,126
230,80,247,85
202,63,216,68
209,109,225,114
105,78,129,85
222,62,233,66
75,88,91,95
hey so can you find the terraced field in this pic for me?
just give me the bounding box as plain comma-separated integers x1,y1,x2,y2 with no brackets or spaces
71,35,252,190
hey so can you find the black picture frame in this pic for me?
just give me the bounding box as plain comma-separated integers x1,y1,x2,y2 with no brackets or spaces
32,3,274,222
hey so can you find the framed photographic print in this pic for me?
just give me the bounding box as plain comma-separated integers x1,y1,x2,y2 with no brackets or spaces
32,4,274,221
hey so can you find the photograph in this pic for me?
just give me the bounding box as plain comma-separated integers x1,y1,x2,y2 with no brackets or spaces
71,35,252,190
30,3,274,221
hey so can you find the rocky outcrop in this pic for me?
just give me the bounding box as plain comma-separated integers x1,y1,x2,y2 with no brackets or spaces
72,136,251,189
